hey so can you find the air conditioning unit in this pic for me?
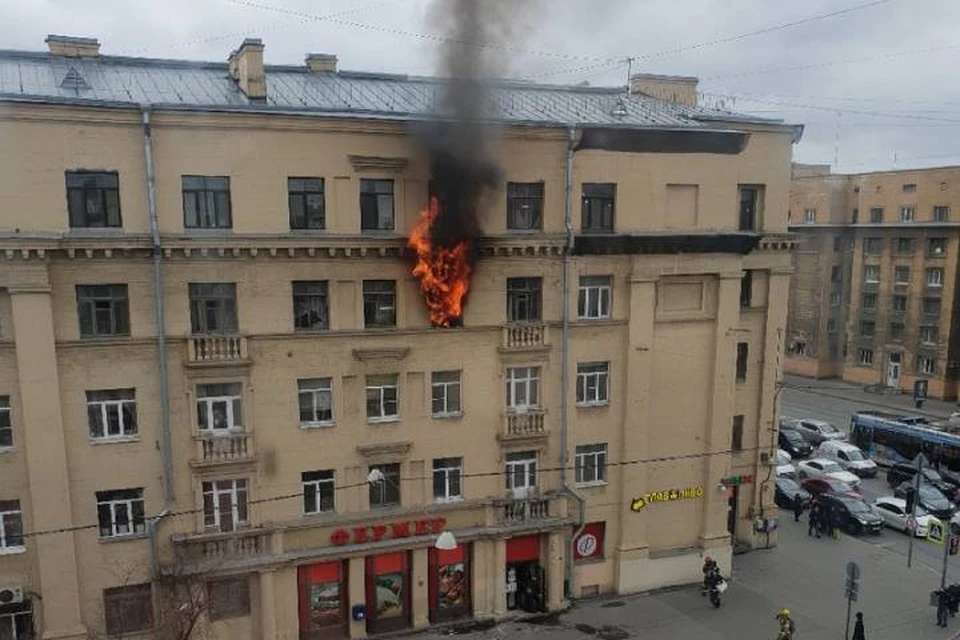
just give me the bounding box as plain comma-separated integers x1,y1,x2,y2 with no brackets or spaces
0,586,24,605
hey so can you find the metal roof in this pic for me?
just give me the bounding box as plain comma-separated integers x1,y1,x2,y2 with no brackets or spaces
0,49,784,129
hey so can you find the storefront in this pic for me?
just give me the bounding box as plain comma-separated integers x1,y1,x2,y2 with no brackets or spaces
505,534,544,613
428,544,471,622
365,552,412,634
298,561,348,639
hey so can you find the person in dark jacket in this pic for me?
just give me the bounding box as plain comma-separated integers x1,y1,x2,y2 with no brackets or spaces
937,589,950,627
852,611,866,640
947,584,960,617
808,502,821,538
793,494,804,522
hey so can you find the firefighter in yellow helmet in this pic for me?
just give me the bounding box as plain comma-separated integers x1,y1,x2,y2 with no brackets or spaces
776,608,795,640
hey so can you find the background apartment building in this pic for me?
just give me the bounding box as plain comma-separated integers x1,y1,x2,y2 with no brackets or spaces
0,36,797,640
786,163,960,399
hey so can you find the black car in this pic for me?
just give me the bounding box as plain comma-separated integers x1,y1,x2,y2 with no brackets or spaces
779,428,813,459
887,462,958,500
819,493,884,535
775,476,812,510
894,480,956,519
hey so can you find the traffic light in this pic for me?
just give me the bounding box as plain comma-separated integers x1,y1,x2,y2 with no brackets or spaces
905,487,917,514
950,536,960,556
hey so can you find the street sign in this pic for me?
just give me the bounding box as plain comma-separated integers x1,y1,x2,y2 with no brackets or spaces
845,578,859,594
845,589,858,602
846,561,860,581
928,519,946,545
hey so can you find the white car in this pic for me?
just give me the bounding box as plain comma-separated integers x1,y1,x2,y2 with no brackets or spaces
775,449,797,479
797,458,861,488
872,496,936,537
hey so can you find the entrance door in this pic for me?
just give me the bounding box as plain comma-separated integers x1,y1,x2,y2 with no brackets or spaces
365,552,411,634
505,535,544,613
887,353,902,387
727,486,739,537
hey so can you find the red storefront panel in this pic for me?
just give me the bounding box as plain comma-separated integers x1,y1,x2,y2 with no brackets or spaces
372,552,405,575
573,522,605,561
506,534,541,563
429,544,471,622
297,561,346,638
366,552,411,634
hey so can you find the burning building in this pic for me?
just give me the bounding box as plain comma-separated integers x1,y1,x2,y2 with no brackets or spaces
0,33,799,640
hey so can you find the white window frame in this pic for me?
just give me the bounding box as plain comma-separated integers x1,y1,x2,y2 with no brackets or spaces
576,362,609,406
506,366,540,411
86,389,138,441
505,451,537,495
858,349,874,366
920,326,938,344
0,396,11,449
929,238,947,256
900,206,915,222
927,267,944,288
577,276,612,320
864,265,880,283
96,489,145,539
919,357,936,375
431,371,462,417
575,443,608,486
202,479,248,532
0,603,33,640
0,500,24,553
298,378,333,427
894,266,910,285
433,457,463,503
803,208,816,224
302,470,335,515
366,374,399,422
196,383,243,432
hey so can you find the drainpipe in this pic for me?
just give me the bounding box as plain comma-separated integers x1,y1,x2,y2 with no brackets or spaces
147,508,170,579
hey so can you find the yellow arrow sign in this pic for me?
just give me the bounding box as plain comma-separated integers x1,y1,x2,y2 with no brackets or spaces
630,486,704,512
630,496,647,512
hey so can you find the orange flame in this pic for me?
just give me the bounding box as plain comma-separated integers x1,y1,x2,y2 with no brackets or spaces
408,197,472,327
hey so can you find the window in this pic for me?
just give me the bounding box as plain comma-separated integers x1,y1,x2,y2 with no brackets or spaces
803,208,816,224
923,297,942,316
892,295,907,312
851,208,859,224
86,389,137,440
207,577,251,621
827,319,837,333
903,183,917,193
928,238,947,256
189,283,237,334
0,500,23,552
927,267,944,288
66,171,121,228
581,183,615,232
506,277,542,322
731,415,744,452
861,293,877,310
860,320,875,338
740,270,753,308
738,186,760,230
830,290,842,307
864,266,880,283
431,371,461,417
76,284,129,337
505,451,537,493
576,362,609,406
359,179,395,231
899,206,915,222
368,463,400,508
869,207,883,223
735,342,748,382
578,276,612,319
362,280,396,328
292,281,329,331
889,322,905,342
0,601,33,640
104,583,153,635
833,237,842,252
857,349,874,366
0,396,10,449
298,378,333,426
202,479,248,532
895,238,914,254
831,265,842,283
302,470,335,514
918,357,936,376
289,177,325,230
433,458,463,502
575,444,607,485
96,489,145,539
365,374,399,421
920,326,938,344
196,383,243,432
506,366,540,410
864,238,882,255
507,182,544,231
182,175,231,229
894,266,910,285
934,205,950,222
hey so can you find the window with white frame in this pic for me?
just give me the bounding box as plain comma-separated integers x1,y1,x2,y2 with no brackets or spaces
934,205,950,222
0,600,33,640
298,378,333,426
894,266,910,285
86,389,137,440
202,479,248,532
928,238,948,256
431,371,461,417
433,457,463,502
505,450,537,494
0,499,23,552
803,208,816,224
368,463,401,508
918,356,936,375
927,267,944,287
96,488,145,539
575,444,607,485
196,383,243,432
506,366,540,410
857,349,874,366
900,206,915,222
365,374,399,421
920,325,938,344
302,470,335,514
576,362,609,406
864,265,880,283
578,276,612,320
0,396,10,449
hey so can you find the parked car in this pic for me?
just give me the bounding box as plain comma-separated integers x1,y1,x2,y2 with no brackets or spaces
820,493,883,535
797,458,861,488
792,419,845,445
801,477,860,500
775,476,812,510
779,428,813,459
893,481,955,519
872,496,936,537
817,441,877,478
776,450,796,479
886,462,958,500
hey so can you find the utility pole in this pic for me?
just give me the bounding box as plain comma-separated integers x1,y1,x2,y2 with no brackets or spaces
908,456,923,568
941,526,952,590
845,561,860,640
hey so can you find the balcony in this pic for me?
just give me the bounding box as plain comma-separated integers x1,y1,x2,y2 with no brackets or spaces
172,528,274,567
498,408,548,443
501,323,549,351
191,432,256,469
495,495,567,526
186,334,249,365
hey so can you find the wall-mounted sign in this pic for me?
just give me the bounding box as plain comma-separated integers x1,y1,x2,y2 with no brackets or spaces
330,517,447,546
630,486,704,512
721,474,754,486
572,522,605,561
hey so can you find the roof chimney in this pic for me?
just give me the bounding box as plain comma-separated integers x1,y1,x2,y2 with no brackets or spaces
228,38,266,100
305,53,338,73
45,35,101,58
629,73,698,107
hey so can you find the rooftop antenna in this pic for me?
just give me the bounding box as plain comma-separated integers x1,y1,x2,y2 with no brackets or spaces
833,110,842,170
624,57,634,94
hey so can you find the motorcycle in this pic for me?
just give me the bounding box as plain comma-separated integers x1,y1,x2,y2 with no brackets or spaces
709,577,727,608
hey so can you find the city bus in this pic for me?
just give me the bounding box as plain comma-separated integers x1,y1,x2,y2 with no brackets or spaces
849,410,960,472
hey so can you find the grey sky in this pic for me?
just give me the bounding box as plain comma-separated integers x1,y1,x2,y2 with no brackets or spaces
4,0,960,173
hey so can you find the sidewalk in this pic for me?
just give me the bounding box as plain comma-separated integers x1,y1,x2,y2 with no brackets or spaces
783,374,958,420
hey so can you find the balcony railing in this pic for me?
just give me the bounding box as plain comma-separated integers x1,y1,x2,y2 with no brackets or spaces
173,528,272,565
502,323,548,350
187,334,248,364
193,432,255,466
499,497,551,524
503,409,547,439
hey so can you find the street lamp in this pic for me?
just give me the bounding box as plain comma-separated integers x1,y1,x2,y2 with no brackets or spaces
435,530,458,550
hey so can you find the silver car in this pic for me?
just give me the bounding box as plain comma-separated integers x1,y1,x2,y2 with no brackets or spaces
793,419,845,445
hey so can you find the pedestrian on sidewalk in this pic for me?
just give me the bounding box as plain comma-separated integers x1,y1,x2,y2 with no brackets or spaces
830,507,843,540
948,583,960,617
776,608,795,640
793,494,804,522
937,589,950,628
852,611,866,640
